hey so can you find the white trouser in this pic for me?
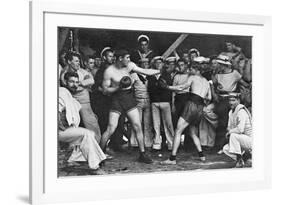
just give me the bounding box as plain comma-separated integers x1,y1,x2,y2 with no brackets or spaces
59,127,106,169
151,102,174,150
80,103,101,143
223,133,252,160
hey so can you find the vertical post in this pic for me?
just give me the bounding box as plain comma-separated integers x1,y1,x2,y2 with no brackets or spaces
73,28,80,53
58,28,69,53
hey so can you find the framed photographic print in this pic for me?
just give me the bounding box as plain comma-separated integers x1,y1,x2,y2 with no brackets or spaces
30,0,272,204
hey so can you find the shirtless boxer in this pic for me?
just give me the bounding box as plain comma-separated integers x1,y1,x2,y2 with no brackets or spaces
100,49,160,164
161,57,212,164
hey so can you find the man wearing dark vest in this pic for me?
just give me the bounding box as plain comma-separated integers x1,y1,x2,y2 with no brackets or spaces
131,34,155,64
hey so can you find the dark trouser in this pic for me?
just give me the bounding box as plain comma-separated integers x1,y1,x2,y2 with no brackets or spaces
214,97,230,148
174,93,192,148
91,91,126,150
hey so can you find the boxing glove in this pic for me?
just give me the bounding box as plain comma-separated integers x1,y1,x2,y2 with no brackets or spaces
119,76,132,89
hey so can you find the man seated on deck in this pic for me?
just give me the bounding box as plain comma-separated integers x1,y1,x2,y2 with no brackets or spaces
58,72,106,174
222,92,252,168
99,49,160,164
160,57,212,164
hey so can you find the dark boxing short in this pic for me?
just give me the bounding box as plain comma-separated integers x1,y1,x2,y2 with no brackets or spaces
180,93,205,125
110,89,137,115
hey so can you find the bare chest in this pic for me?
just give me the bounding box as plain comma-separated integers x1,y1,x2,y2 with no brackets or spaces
110,68,132,85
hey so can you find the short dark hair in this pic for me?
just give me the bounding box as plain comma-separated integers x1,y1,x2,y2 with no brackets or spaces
115,49,129,59
65,51,81,62
208,55,218,64
139,37,148,43
64,71,79,81
177,58,185,65
190,61,202,71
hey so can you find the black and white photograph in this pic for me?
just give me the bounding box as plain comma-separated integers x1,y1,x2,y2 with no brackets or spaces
57,27,252,177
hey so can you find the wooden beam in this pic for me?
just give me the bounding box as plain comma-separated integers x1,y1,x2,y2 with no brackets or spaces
162,34,189,59
58,28,69,53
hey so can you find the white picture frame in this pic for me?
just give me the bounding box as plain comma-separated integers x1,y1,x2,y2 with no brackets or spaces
30,0,272,204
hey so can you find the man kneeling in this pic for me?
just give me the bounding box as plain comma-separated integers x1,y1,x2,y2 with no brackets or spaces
59,72,106,174
222,93,252,168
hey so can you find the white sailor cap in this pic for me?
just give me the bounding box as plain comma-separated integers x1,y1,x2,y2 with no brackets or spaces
152,56,164,63
188,48,200,56
137,34,150,43
216,54,232,65
165,56,177,63
100,47,113,57
193,56,209,64
227,92,241,99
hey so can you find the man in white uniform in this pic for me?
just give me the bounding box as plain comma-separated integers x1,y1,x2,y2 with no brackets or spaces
222,93,252,168
58,72,106,174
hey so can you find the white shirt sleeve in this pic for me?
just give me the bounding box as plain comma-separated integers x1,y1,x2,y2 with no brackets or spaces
58,98,65,113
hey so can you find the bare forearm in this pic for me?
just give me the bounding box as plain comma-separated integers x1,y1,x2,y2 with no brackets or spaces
133,66,160,76
141,69,160,76
168,81,190,91
239,79,249,88
167,85,182,91
103,86,119,94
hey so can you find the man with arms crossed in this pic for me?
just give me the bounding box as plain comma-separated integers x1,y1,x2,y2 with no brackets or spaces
100,49,160,164
61,52,101,143
161,57,212,164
